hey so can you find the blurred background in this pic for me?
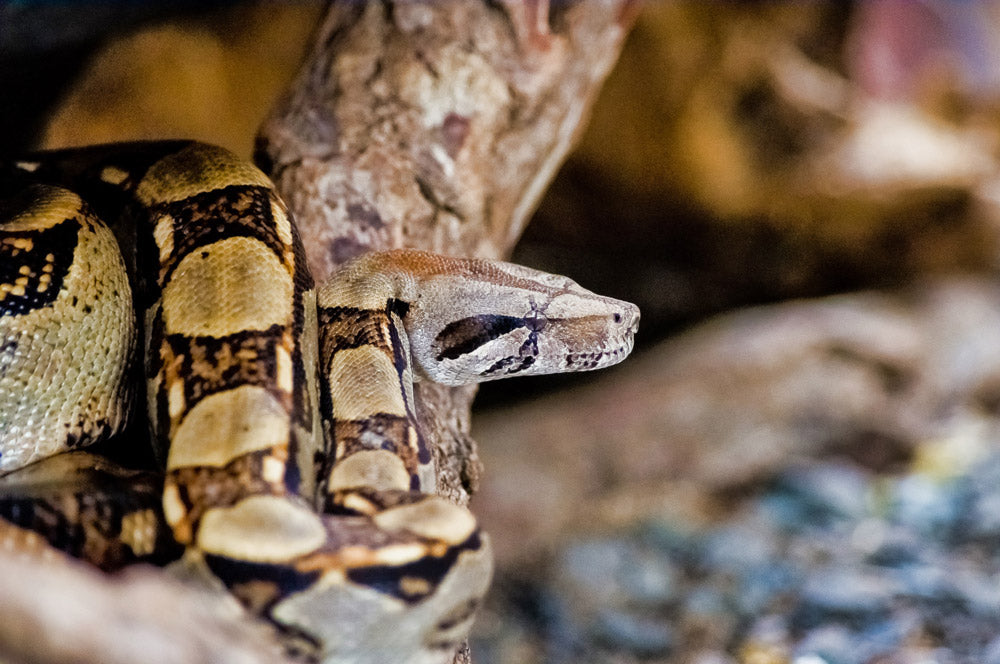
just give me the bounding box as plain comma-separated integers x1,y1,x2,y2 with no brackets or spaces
6,1,1000,662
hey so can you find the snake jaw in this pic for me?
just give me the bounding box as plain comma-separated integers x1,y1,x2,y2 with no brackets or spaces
376,252,641,385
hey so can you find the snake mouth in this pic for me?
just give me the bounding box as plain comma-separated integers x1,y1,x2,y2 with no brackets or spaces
564,338,634,371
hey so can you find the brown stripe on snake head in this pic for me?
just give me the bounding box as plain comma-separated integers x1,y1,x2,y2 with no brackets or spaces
432,314,533,362
433,310,550,379
356,249,569,298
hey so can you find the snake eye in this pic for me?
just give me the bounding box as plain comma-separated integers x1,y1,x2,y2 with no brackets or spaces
613,313,622,323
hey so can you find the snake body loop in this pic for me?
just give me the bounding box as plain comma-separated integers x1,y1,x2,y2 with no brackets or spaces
0,142,639,662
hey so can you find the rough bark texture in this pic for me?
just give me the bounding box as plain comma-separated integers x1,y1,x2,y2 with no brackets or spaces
0,2,633,663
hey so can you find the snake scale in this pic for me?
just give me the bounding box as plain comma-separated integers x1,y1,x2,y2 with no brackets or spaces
0,141,639,662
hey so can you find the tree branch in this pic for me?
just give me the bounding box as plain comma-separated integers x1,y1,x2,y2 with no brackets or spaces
257,0,634,510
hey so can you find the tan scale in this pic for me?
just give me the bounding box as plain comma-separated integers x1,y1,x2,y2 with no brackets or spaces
327,345,409,421
99,165,129,186
276,344,294,393
161,482,188,534
134,143,274,206
372,498,478,546
152,213,175,263
197,496,326,562
328,449,411,493
167,379,185,420
270,199,294,247
0,520,70,564
369,543,431,567
120,508,159,557
166,384,290,470
160,236,293,338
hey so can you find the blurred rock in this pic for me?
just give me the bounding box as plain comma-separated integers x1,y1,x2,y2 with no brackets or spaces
474,277,1000,564
797,568,897,620
592,609,674,657
771,462,873,525
473,277,1000,662
557,538,678,608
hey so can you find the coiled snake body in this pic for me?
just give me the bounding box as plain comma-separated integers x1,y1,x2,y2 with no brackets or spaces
0,142,638,662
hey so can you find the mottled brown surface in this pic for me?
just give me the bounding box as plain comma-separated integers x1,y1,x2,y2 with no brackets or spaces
260,1,635,278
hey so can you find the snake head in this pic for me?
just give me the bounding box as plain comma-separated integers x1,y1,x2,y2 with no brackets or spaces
402,258,640,385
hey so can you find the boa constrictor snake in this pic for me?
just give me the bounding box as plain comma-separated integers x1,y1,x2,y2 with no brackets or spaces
0,141,639,662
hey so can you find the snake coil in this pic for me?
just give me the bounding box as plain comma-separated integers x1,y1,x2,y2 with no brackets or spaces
0,142,639,663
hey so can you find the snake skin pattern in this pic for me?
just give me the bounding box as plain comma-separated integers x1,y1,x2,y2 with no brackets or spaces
0,142,639,662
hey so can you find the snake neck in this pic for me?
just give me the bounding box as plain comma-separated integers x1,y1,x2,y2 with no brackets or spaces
316,288,432,498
